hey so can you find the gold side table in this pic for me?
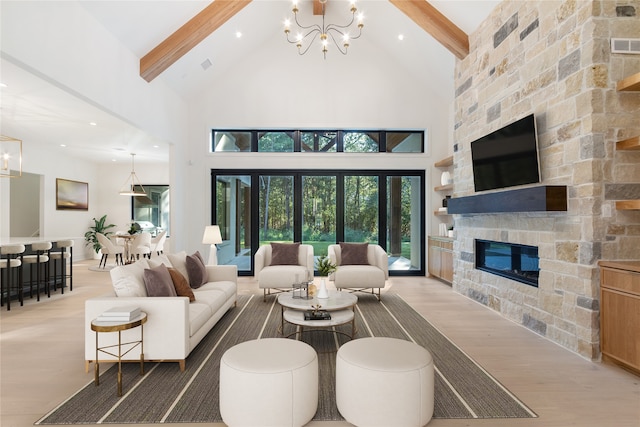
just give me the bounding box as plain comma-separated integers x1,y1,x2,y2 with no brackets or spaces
91,312,147,396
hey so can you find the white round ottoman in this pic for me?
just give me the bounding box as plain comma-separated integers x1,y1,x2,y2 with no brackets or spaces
336,337,434,427
219,338,318,427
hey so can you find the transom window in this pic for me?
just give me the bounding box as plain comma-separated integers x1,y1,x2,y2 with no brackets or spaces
212,129,424,153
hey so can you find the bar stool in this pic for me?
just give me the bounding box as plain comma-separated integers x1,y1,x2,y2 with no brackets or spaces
22,242,52,301
49,240,73,295
0,244,26,310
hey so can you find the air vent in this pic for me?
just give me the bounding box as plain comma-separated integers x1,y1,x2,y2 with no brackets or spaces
611,38,640,54
201,58,213,70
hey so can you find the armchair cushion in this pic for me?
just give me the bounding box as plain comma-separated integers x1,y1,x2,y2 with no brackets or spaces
340,242,370,265
143,263,177,297
270,242,301,265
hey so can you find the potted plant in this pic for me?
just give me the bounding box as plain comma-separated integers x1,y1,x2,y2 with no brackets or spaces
127,221,142,235
315,254,337,299
316,254,337,277
84,215,116,254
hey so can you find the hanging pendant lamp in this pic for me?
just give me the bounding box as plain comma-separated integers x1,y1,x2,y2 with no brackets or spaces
119,153,147,196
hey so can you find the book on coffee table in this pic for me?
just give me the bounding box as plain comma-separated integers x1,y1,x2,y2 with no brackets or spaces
304,310,331,321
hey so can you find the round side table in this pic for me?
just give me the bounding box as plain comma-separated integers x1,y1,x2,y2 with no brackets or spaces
91,312,147,396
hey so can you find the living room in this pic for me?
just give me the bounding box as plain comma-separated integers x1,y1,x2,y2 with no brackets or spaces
2,0,639,426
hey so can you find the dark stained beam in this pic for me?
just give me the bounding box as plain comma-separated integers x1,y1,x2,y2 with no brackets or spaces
140,0,252,82
388,0,469,59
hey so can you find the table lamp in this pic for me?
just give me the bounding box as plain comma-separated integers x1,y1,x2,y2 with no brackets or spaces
202,225,223,265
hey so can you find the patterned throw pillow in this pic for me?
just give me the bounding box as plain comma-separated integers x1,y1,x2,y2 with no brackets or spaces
339,242,370,265
270,242,301,265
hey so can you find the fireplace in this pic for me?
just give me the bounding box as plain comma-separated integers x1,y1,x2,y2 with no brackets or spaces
475,239,539,287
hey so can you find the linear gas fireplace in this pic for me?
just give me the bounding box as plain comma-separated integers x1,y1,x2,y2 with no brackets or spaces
475,239,539,287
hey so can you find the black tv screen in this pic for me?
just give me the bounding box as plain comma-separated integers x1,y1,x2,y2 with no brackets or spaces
471,114,541,192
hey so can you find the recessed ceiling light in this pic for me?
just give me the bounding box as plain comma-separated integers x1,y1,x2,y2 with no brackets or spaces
0,83,7,88
398,34,405,41
89,122,97,126
111,158,117,162
236,31,242,38
153,145,159,148
60,144,67,147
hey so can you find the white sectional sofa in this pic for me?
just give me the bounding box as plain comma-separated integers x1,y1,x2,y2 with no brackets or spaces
85,252,237,371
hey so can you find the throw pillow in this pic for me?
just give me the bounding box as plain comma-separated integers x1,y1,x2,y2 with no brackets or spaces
168,267,196,302
167,251,189,280
111,259,149,297
148,254,173,269
270,242,300,265
340,242,370,265
143,263,177,297
186,251,208,289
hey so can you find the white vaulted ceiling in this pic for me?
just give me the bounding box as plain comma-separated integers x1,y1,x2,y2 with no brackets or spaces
0,0,500,164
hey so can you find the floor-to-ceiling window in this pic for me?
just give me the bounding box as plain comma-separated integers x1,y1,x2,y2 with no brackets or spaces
211,170,424,276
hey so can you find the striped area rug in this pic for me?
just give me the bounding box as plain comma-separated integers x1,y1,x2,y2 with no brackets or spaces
37,294,536,424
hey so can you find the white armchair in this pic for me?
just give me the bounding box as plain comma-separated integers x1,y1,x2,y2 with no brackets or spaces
328,243,388,301
255,243,314,301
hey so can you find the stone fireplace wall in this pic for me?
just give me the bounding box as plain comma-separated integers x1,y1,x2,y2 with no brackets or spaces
452,0,640,359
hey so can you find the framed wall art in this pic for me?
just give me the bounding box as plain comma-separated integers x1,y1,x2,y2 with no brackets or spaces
56,178,88,210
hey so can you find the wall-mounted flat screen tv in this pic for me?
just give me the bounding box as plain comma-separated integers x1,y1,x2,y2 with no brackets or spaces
471,114,541,192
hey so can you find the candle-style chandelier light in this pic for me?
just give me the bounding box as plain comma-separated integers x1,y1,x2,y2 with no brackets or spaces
284,0,364,58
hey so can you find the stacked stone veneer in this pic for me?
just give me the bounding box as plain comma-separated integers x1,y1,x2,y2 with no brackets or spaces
452,0,640,359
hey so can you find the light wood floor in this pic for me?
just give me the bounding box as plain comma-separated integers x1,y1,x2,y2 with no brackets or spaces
1,261,639,427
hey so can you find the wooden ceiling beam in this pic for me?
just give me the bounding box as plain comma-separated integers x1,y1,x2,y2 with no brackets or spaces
140,0,252,82
313,0,324,15
388,0,469,59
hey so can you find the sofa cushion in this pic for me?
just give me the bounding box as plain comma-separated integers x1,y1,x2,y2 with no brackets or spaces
270,242,301,265
334,265,385,288
110,260,149,297
340,242,370,265
193,289,227,314
258,265,309,288
186,251,208,289
199,280,237,301
188,302,212,338
168,267,196,302
143,264,177,297
167,251,189,280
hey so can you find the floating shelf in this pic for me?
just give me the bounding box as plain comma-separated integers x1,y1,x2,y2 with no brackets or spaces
616,200,640,210
434,184,453,192
434,210,450,216
616,136,640,150
617,72,640,91
447,185,568,214
434,155,453,168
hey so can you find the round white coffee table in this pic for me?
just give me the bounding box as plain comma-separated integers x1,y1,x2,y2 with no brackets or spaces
278,290,358,339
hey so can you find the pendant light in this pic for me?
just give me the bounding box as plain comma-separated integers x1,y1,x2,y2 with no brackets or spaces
119,153,146,196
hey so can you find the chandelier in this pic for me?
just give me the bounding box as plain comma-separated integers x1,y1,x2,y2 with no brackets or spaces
284,0,364,58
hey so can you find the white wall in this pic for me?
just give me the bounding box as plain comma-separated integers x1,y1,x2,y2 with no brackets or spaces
0,138,169,260
176,37,452,253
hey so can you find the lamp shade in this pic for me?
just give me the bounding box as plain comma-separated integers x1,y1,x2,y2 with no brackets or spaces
202,225,223,245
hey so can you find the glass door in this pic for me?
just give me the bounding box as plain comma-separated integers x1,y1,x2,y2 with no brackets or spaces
302,175,337,259
215,175,251,273
344,175,379,243
258,175,294,245
387,175,422,271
